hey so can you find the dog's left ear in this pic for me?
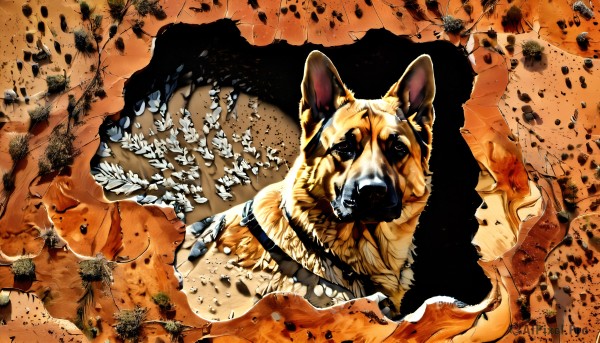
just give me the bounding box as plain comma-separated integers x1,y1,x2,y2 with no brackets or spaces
385,55,436,157
300,51,354,150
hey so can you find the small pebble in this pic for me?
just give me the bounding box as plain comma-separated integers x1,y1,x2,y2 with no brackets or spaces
313,284,324,297
60,14,67,32
235,280,251,297
188,240,207,260
22,4,32,17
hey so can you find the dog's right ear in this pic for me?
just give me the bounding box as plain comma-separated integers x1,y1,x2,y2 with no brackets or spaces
300,51,353,149
384,54,436,163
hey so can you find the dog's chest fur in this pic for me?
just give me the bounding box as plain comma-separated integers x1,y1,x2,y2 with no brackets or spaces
219,175,430,309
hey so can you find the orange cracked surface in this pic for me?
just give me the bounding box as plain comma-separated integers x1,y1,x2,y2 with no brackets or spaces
0,0,599,341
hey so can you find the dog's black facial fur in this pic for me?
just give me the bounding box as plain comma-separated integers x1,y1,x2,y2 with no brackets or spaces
332,174,402,223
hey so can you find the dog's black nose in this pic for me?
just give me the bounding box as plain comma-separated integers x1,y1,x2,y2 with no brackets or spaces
357,177,388,203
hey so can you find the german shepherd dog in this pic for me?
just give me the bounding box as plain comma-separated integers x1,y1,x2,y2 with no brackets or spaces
184,51,435,318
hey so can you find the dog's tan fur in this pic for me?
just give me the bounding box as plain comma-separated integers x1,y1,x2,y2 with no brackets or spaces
187,51,436,316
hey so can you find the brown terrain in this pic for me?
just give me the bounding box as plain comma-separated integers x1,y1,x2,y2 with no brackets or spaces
0,0,598,342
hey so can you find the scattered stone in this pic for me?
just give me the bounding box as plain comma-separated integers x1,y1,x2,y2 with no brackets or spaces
314,284,324,297
573,1,594,20
565,77,572,89
60,14,67,32
0,293,10,307
354,5,363,19
576,32,589,50
517,91,531,102
235,280,251,297
22,4,33,17
3,89,18,104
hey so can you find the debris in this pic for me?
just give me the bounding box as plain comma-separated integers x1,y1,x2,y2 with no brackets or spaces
46,74,68,93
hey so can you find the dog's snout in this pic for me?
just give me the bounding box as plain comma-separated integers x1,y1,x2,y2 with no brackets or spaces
357,177,388,202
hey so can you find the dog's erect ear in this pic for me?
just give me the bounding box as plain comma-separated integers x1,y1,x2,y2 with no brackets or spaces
385,55,436,154
300,51,353,149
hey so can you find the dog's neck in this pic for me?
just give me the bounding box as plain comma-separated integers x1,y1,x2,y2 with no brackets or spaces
280,158,431,302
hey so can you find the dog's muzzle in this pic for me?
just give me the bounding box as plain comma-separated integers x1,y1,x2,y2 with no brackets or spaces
332,176,402,223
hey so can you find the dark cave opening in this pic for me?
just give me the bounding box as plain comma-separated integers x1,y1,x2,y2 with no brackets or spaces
118,19,490,317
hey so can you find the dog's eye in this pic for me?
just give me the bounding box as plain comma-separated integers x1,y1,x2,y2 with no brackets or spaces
392,140,409,158
332,141,355,160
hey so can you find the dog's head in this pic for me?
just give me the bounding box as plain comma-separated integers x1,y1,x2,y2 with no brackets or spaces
298,51,436,223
